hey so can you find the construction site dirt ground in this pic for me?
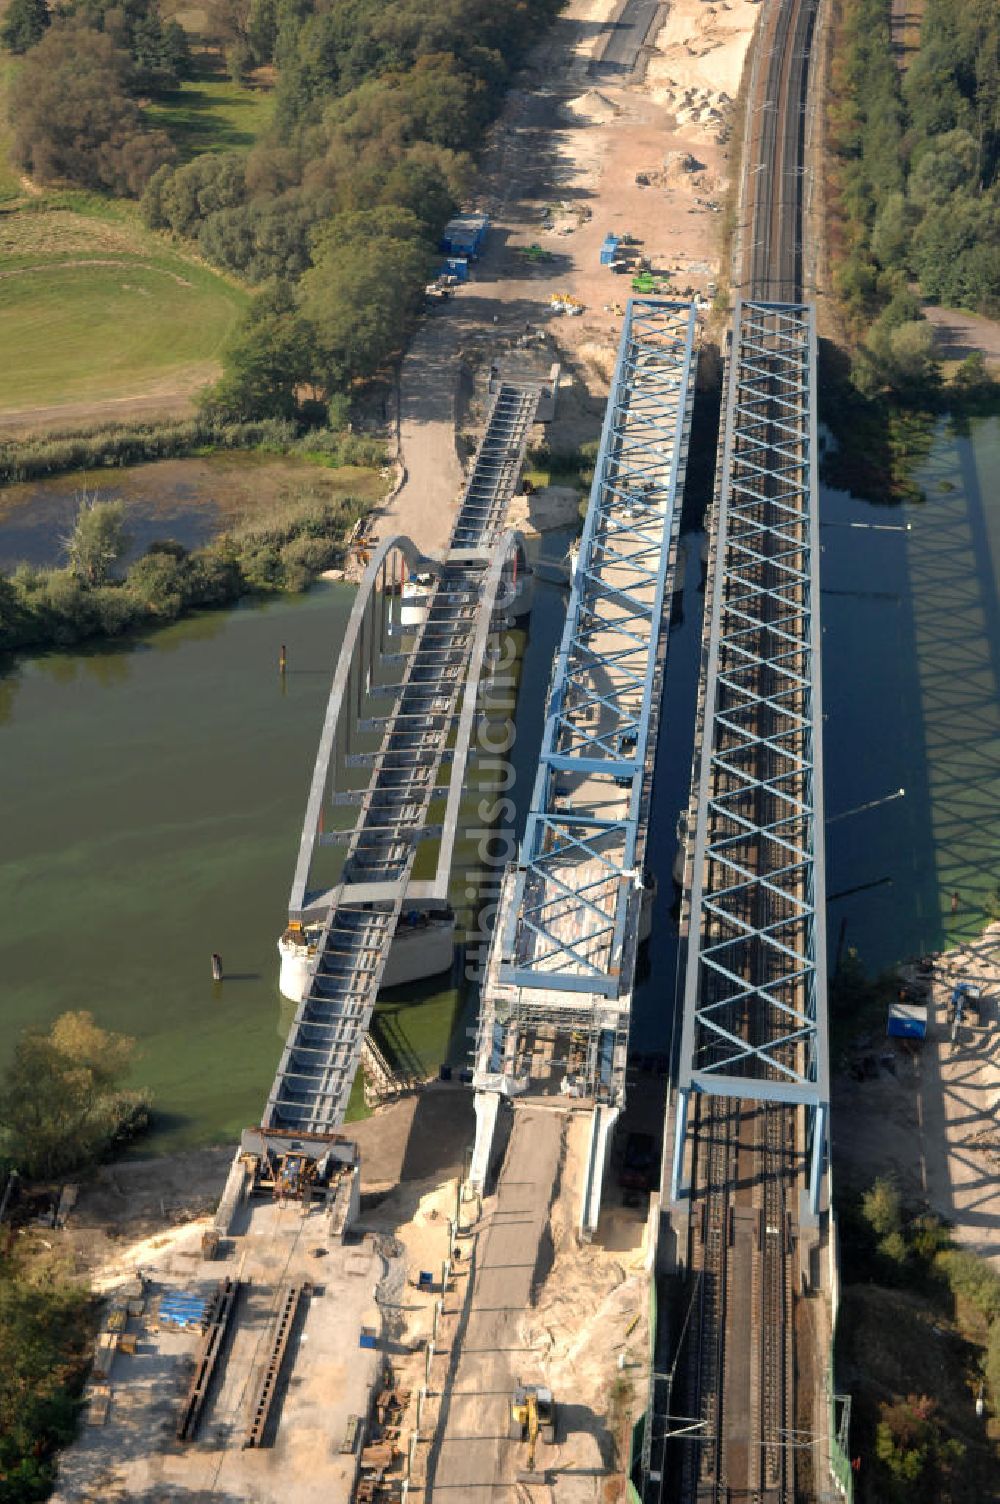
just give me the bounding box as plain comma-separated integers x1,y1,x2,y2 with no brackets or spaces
44,1076,665,1503
42,0,756,1497
832,923,1000,1270
376,0,759,557
429,1092,663,1503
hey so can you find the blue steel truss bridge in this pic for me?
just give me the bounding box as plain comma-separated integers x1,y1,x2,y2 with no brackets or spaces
660,299,827,1504
471,298,698,1233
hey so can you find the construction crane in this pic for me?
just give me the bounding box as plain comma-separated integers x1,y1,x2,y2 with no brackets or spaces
509,1380,556,1479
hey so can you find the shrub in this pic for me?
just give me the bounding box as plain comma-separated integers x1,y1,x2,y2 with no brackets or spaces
279,534,335,589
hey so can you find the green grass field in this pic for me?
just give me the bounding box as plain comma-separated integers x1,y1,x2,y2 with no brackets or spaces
145,55,274,160
0,234,246,410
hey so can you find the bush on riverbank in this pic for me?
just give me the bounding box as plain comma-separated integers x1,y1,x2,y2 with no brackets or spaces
0,1012,147,1182
837,1176,1000,1501
0,486,369,653
0,415,387,487
0,1261,95,1503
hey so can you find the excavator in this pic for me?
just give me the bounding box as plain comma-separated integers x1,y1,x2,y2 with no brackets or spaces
509,1380,557,1481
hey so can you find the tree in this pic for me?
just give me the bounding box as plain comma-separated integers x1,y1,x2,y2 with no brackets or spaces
66,0,191,88
64,496,130,586
875,1394,964,1503
141,151,247,237
0,1274,92,1501
0,0,49,54
861,1177,903,1240
207,285,317,420
299,215,432,387
0,1011,144,1180
10,23,175,195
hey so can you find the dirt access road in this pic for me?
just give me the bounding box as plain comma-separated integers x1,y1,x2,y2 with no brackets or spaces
429,1106,565,1497
378,0,757,557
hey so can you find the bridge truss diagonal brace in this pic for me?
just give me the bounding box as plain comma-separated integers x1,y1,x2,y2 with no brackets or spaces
497,298,698,999
674,299,829,1214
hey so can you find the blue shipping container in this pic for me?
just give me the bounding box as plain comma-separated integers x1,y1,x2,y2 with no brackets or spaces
441,213,489,258
887,1002,927,1040
599,234,620,266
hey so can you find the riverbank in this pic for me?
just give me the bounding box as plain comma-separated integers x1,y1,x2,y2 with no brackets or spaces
0,455,388,656
834,924,1000,1271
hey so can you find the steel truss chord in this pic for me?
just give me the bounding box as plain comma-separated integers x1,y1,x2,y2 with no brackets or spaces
674,298,829,1215
494,300,697,1016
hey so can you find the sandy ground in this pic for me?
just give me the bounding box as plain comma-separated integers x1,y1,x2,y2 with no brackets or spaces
922,303,1000,369
832,924,1000,1270
385,0,759,556
430,1105,652,1502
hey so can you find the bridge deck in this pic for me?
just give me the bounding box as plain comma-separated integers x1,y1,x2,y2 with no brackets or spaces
263,382,540,1139
475,299,696,1106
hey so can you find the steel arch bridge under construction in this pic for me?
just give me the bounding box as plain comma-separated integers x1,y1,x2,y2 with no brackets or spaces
259,377,543,1148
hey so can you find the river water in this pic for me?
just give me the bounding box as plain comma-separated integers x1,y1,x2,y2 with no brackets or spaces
1,414,997,1147
0,533,574,1150
822,413,1000,972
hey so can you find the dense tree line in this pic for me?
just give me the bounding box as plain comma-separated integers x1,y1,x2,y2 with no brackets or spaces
5,0,191,196
828,0,1000,394
143,0,562,418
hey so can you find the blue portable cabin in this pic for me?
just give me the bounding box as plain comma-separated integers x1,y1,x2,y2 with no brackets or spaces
600,234,620,266
439,256,470,283
441,213,489,259
887,1000,927,1040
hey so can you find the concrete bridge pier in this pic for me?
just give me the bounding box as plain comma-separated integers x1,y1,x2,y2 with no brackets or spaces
579,1102,619,1239
469,1088,502,1191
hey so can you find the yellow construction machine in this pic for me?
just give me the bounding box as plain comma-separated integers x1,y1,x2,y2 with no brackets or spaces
509,1380,557,1480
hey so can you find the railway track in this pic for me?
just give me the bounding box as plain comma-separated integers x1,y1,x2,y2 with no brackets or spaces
745,0,819,301
683,1096,736,1502
670,4,819,1500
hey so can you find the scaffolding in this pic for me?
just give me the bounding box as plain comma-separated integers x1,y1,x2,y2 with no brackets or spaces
672,299,828,1213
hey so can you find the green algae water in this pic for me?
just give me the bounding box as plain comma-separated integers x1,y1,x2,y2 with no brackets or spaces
822,412,1000,972
0,534,573,1151
0,585,355,1150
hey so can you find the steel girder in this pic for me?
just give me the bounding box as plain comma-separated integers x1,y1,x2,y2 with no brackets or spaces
267,528,528,1135
497,299,697,996
675,299,828,1204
